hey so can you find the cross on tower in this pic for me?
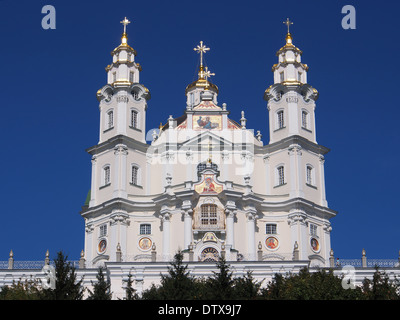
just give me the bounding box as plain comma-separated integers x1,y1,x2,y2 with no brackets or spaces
283,18,293,34
121,17,131,34
203,66,215,81
194,41,210,67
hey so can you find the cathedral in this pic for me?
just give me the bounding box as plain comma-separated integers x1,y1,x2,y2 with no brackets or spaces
80,17,336,272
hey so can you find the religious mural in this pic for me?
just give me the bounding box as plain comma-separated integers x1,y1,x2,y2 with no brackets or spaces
193,115,221,130
194,175,223,194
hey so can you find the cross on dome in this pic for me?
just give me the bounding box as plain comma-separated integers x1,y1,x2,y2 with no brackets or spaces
194,41,210,67
283,18,293,34
121,17,131,34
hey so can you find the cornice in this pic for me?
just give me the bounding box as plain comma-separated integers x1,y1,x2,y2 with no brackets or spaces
86,134,149,156
255,135,330,156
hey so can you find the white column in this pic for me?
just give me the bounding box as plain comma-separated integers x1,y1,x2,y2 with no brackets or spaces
85,224,94,267
288,210,308,260
89,156,97,207
226,210,235,250
263,154,271,194
323,223,332,267
288,144,303,198
161,212,171,261
286,94,299,136
113,144,128,199
116,95,128,136
183,210,193,250
319,155,328,207
246,212,257,261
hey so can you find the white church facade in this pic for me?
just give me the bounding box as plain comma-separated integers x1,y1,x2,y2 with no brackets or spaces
80,17,336,271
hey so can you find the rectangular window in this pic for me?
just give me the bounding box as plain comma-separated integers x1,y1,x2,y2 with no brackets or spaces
306,166,313,185
104,166,110,185
132,166,138,185
129,71,134,83
277,110,284,129
298,71,302,82
99,224,107,237
278,166,285,185
280,72,284,82
310,224,318,236
266,224,277,234
131,110,138,128
107,111,113,129
112,72,116,83
140,224,151,235
201,204,218,226
302,111,308,129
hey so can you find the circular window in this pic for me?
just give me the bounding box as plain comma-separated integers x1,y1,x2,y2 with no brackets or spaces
200,247,219,262
310,237,320,253
98,239,107,254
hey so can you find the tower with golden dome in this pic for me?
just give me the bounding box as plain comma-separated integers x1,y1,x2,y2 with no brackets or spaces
80,18,336,297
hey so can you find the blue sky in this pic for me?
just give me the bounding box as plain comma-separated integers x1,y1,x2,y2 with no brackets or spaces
0,0,398,262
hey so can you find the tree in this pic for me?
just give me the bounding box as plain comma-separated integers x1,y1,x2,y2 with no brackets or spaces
205,257,235,300
233,271,263,299
0,278,41,300
87,267,112,300
122,273,138,300
142,251,198,300
261,268,364,300
361,267,400,300
41,251,84,300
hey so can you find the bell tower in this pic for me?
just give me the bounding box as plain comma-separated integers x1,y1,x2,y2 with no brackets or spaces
264,18,318,145
96,17,150,144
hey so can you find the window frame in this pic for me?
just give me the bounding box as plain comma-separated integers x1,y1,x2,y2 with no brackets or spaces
139,223,152,235
266,223,277,235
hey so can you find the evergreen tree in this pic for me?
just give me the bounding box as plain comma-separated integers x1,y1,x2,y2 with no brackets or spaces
0,278,41,300
122,273,138,300
142,251,198,300
87,267,112,300
233,271,263,299
361,267,400,300
40,251,84,300
205,257,235,299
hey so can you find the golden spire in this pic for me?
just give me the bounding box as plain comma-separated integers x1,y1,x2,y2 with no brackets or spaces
120,17,131,45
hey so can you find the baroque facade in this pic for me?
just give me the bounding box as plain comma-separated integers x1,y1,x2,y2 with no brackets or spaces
80,17,336,270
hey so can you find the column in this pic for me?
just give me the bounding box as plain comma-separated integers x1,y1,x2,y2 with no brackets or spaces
288,144,304,198
109,210,129,262
116,94,128,136
183,209,193,250
263,154,271,195
161,211,171,261
113,144,128,199
286,93,299,136
319,155,328,207
246,211,257,261
85,223,94,267
323,223,332,267
89,156,97,207
288,210,308,260
225,210,235,251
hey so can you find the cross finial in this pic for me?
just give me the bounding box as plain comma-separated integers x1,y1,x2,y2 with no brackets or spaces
194,41,210,67
203,66,215,81
283,18,293,34
121,17,131,34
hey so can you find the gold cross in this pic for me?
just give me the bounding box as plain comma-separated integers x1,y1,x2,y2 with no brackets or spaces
283,18,293,33
121,17,131,34
194,41,210,67
203,66,215,81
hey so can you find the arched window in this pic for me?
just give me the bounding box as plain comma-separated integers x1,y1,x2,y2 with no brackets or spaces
275,165,285,186
103,165,111,186
130,109,139,129
106,110,114,130
306,165,315,187
276,110,284,130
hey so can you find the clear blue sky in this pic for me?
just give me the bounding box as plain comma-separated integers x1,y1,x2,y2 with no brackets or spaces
0,0,398,261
